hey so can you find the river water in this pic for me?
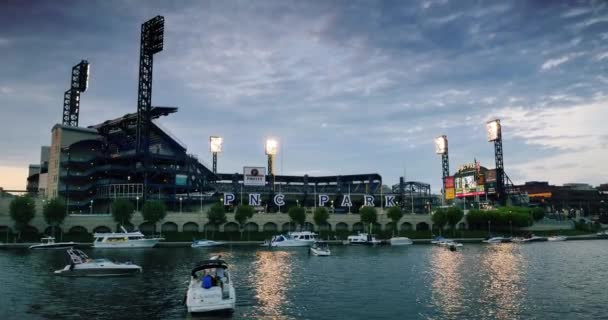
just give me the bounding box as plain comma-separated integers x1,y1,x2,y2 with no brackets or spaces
1,241,606,320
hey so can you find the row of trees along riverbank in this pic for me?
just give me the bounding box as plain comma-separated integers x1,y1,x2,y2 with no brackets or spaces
5,195,595,242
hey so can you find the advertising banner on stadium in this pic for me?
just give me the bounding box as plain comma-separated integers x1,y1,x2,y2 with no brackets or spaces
446,188,455,200
486,169,497,182
243,166,266,186
445,176,455,189
175,174,187,186
455,174,486,197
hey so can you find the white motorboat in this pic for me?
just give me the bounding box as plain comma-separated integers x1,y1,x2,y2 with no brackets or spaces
309,241,331,256
431,236,449,244
596,230,608,237
547,235,567,241
438,240,463,247
29,237,75,250
345,232,381,245
93,226,163,248
269,231,317,247
191,240,225,248
512,235,547,243
482,236,512,244
390,237,413,246
186,256,236,314
54,249,142,277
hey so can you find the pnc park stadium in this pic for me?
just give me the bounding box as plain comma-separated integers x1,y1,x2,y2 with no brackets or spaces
7,16,544,238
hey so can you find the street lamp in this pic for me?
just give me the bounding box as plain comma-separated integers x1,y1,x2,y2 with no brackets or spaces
331,200,334,213
179,197,183,213
210,136,223,174
90,199,93,214
136,196,139,213
296,199,299,208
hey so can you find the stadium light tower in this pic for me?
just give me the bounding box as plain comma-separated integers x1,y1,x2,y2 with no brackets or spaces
62,60,90,127
435,135,449,204
135,15,165,201
486,119,505,205
209,136,223,174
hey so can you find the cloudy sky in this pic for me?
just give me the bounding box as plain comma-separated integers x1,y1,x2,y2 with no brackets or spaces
1,0,607,191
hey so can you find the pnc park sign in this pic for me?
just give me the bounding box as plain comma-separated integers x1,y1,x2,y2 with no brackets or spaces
223,193,398,208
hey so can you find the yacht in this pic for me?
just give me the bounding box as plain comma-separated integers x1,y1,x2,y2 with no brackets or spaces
389,237,413,246
186,256,236,314
482,236,512,244
345,232,381,245
309,241,331,256
29,237,75,250
191,240,225,248
93,226,163,248
54,249,142,277
269,231,317,247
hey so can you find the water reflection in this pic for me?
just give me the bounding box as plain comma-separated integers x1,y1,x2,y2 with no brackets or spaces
247,250,293,319
430,247,465,317
479,244,526,320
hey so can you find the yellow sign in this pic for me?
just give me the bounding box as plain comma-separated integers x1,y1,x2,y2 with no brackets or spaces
446,188,455,200
529,192,552,198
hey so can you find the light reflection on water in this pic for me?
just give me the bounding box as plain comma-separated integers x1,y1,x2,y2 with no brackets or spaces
478,244,526,320
430,247,465,317
246,250,294,320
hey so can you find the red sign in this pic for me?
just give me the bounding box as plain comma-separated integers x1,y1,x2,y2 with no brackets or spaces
445,176,455,188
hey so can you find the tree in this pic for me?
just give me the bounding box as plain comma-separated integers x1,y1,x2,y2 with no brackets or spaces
446,207,464,236
359,206,378,233
531,207,545,221
313,207,330,236
386,206,403,236
207,203,227,239
9,195,36,240
43,198,67,237
431,208,448,235
288,206,306,231
235,205,255,239
142,200,167,234
111,199,134,229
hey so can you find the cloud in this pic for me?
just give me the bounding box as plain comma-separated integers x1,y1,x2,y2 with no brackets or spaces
497,98,608,185
540,52,584,71
561,7,592,18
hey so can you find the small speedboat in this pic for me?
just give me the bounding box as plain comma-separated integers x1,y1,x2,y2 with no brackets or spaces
438,240,463,247
310,241,331,256
29,237,75,250
482,236,511,244
191,240,224,248
547,235,567,241
186,255,236,314
390,237,413,246
431,236,449,244
54,249,142,277
512,235,547,243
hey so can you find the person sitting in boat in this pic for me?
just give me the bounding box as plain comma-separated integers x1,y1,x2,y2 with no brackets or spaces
202,274,213,289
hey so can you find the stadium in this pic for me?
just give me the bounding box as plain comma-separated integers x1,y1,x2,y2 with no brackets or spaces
23,16,441,218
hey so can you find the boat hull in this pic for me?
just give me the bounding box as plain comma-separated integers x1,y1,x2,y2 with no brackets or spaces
191,241,224,248
187,285,236,313
310,248,331,256
270,240,315,247
29,243,75,250
390,238,413,246
54,265,142,277
93,238,161,248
